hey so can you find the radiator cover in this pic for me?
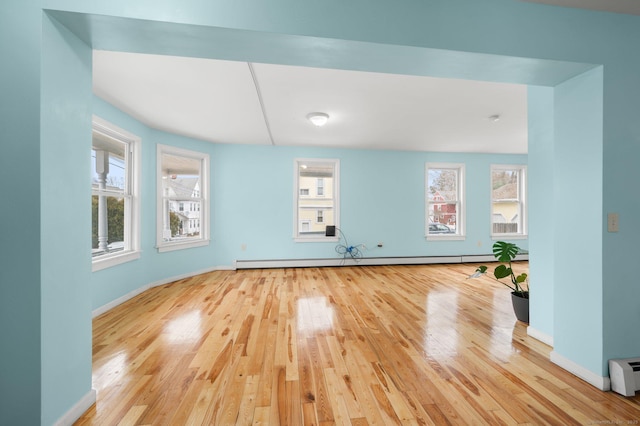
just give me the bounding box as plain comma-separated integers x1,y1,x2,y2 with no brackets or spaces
609,357,640,396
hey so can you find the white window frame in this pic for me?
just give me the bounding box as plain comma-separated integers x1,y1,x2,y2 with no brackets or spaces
92,116,141,272
425,162,465,241
294,158,340,242
156,144,210,252
490,164,527,239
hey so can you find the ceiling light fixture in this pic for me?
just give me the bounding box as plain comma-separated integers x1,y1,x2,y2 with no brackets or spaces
307,112,329,127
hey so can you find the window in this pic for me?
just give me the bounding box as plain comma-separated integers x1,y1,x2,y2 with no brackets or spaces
294,159,339,241
491,165,527,238
91,116,140,271
426,163,465,239
157,145,209,252
317,178,324,196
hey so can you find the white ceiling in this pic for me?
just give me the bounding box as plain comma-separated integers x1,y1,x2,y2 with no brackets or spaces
93,51,528,155
92,1,639,155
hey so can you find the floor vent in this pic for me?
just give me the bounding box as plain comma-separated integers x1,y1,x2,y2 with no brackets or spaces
609,357,640,396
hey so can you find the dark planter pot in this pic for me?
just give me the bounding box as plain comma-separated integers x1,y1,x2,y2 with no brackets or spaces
511,291,529,324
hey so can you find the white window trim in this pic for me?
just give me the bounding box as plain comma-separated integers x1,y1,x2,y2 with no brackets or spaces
425,162,466,241
490,164,528,239
92,116,141,272
156,144,210,253
294,158,340,242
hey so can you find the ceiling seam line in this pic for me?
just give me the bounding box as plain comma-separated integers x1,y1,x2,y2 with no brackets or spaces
247,62,276,146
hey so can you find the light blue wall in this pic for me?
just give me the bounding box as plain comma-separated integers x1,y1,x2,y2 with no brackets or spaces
207,145,528,264
528,86,555,339
5,0,640,423
601,43,640,365
40,14,94,425
0,3,42,425
92,97,527,309
553,68,604,373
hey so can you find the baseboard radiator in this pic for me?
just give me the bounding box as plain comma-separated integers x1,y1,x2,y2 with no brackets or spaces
234,254,529,270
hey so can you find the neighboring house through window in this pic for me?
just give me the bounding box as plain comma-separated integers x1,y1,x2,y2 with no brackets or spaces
426,163,465,239
294,159,339,241
491,165,527,238
91,116,141,271
157,145,209,252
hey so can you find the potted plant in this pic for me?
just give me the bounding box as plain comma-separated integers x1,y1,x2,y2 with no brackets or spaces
471,241,529,323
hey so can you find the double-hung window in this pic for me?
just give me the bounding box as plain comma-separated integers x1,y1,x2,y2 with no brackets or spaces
491,165,527,238
426,163,465,239
157,145,209,252
294,159,339,241
91,116,140,271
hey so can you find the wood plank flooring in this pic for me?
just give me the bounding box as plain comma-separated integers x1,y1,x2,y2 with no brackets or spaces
75,264,640,425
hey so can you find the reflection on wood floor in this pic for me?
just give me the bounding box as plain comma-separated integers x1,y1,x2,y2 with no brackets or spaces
75,263,640,425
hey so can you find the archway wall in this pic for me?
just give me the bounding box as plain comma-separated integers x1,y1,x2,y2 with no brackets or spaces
11,0,640,423
551,68,604,381
48,0,640,388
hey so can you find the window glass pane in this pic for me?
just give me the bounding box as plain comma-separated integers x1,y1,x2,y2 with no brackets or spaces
91,195,126,257
92,133,126,192
427,169,457,201
158,149,207,248
297,161,336,238
92,131,129,258
492,168,523,234
426,163,464,237
428,203,458,234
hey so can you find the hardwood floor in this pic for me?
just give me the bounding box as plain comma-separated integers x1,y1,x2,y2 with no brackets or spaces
75,264,640,425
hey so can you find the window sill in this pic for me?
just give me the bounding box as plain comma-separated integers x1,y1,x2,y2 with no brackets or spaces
294,236,339,243
425,235,466,241
92,250,141,272
491,234,528,240
157,239,209,253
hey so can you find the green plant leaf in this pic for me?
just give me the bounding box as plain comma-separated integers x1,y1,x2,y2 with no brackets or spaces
516,273,528,283
494,264,512,280
476,266,487,274
492,241,519,263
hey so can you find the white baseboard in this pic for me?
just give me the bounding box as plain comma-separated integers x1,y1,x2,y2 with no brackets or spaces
92,265,235,318
527,326,554,347
53,388,96,426
550,351,611,391
233,254,528,270
92,284,152,318
235,256,462,269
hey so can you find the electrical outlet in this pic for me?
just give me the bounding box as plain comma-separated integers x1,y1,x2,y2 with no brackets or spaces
608,213,619,232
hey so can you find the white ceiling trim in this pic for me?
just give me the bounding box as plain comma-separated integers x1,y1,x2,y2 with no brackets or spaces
247,62,276,146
